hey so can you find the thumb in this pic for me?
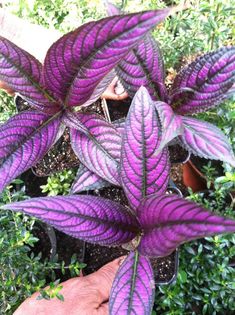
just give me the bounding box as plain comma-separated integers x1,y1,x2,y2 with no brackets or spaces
87,256,126,302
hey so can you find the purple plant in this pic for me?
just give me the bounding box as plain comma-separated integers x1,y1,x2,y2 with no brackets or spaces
2,87,235,314
0,8,172,192
105,2,235,166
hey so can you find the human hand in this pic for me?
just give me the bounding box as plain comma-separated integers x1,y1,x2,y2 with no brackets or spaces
14,257,124,315
101,77,128,101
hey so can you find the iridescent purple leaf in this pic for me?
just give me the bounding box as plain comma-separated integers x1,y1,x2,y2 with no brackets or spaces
105,2,167,101
179,116,235,167
70,113,121,185
1,195,139,245
70,164,110,194
62,110,90,136
43,9,171,107
0,36,60,114
138,194,235,257
155,101,183,152
109,251,155,315
79,70,115,107
170,46,235,114
121,87,170,210
0,110,62,192
116,34,168,102
113,118,125,134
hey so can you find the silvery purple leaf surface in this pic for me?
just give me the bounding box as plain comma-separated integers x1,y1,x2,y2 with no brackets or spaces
0,37,60,114
70,113,121,185
138,194,235,257
116,34,168,101
79,70,116,107
43,9,170,107
109,251,155,315
121,87,170,209
70,164,110,194
170,46,235,114
1,195,139,245
0,110,61,192
155,101,183,151
179,116,235,167
113,118,125,134
62,110,90,136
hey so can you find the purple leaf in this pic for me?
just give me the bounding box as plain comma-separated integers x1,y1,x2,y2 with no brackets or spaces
106,1,122,16
116,34,168,101
113,118,125,134
0,37,60,114
43,9,171,107
179,116,235,167
0,110,62,192
109,251,155,315
138,194,235,257
70,113,121,185
79,70,116,107
121,87,170,210
170,46,235,114
71,164,110,194
155,101,183,151
62,110,90,136
1,195,139,245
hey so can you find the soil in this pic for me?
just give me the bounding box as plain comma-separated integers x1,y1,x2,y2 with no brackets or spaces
32,128,80,176
107,98,131,121
169,143,190,164
150,250,178,284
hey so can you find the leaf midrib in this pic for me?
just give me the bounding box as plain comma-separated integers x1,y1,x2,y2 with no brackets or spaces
65,11,165,104
14,204,139,233
1,52,58,104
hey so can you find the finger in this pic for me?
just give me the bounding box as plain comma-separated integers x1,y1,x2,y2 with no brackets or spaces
87,256,126,303
102,90,128,100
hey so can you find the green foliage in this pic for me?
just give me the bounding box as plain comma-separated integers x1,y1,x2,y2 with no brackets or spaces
0,183,85,314
4,0,105,33
154,187,235,315
0,91,16,123
37,279,64,301
155,234,235,315
40,169,76,196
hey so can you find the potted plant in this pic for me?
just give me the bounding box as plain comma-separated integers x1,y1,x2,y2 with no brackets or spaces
0,4,235,315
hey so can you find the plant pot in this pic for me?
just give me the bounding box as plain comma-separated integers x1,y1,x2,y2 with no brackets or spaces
183,159,207,192
183,155,227,193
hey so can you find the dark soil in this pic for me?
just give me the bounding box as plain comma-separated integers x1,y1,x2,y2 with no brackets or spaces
107,98,131,121
169,143,190,164
32,128,80,176
150,250,178,284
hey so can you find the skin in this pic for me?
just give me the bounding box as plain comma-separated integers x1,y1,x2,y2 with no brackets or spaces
14,257,125,315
